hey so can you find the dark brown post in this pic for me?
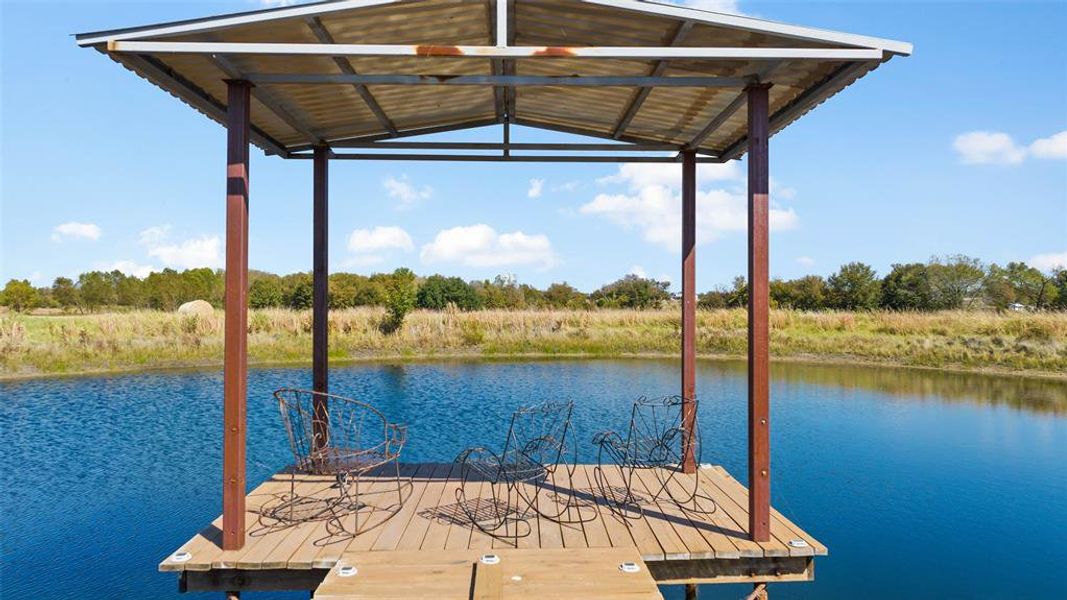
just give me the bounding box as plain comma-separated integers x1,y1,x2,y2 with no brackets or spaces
222,79,251,551
746,83,772,542
312,146,329,448
680,150,697,474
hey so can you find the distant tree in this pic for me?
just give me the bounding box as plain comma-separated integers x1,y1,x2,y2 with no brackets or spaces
143,269,183,310
590,275,671,309
927,254,985,309
1,279,39,313
697,288,728,309
519,284,546,308
987,262,1058,309
880,263,933,310
283,273,314,310
379,268,417,333
78,271,116,311
52,277,79,310
249,277,284,309
474,275,526,309
417,275,481,310
1051,269,1067,311
115,274,146,307
543,282,586,309
329,273,383,309
827,262,880,310
982,264,1016,309
726,276,748,308
790,275,828,311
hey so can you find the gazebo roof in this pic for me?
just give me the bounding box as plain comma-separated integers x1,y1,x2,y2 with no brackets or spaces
76,0,911,159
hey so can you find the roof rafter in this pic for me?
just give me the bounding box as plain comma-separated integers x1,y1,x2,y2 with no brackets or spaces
208,54,326,146
685,61,782,150
304,16,398,135
612,19,693,139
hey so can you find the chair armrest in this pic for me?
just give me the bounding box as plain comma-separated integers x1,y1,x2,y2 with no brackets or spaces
386,422,407,457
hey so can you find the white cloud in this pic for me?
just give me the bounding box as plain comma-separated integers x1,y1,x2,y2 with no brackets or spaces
345,226,413,266
1029,251,1067,272
953,129,1067,165
528,178,545,199
147,235,222,269
97,260,157,278
796,256,816,268
597,162,741,190
1030,130,1067,160
953,131,1027,165
581,168,798,251
420,224,557,270
672,0,744,15
138,225,171,245
51,222,101,242
383,175,432,209
347,226,414,253
629,265,649,278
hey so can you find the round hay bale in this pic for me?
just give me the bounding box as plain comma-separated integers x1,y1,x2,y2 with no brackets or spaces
177,299,214,315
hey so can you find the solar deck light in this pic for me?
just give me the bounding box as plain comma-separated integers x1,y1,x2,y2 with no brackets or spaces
480,554,500,565
171,551,192,563
619,562,641,573
788,539,809,548
337,565,357,577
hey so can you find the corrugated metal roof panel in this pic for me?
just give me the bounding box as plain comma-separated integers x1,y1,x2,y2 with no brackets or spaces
77,0,910,157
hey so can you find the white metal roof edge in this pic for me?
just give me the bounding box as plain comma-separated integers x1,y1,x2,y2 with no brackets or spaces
580,0,913,56
76,0,912,57
75,0,400,46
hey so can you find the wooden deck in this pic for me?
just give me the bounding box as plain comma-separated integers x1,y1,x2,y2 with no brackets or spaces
162,464,825,595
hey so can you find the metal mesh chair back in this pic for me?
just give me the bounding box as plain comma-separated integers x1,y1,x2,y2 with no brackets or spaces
627,395,699,468
274,388,402,476
502,400,574,469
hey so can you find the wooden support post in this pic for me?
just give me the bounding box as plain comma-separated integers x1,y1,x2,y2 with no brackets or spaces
746,83,772,542
311,146,329,448
222,79,251,551
685,582,699,600
681,149,697,474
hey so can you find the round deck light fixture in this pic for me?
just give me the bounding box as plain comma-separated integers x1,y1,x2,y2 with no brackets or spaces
338,565,358,577
619,562,641,573
788,539,809,548
480,554,501,565
171,551,192,563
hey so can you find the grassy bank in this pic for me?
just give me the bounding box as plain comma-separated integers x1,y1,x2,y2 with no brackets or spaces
2,308,1065,379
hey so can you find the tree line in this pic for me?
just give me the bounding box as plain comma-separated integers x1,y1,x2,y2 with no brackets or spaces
2,254,1065,315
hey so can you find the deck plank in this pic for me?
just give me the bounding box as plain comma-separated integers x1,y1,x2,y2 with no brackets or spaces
571,465,615,548
708,466,826,556
161,462,825,587
315,548,663,600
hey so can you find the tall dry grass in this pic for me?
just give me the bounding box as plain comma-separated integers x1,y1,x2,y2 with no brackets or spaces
1,308,1064,378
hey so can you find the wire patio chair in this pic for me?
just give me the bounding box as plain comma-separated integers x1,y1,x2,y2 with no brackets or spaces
454,400,594,542
593,395,716,520
266,388,409,541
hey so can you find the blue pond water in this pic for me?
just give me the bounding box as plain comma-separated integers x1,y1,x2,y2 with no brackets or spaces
2,359,1065,599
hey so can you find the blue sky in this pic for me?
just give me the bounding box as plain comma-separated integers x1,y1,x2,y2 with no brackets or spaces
2,0,1065,293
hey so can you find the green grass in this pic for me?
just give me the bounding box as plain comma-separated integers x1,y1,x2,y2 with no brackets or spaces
2,307,1065,379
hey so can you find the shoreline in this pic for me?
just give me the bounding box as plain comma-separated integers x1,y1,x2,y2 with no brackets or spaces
3,350,1066,383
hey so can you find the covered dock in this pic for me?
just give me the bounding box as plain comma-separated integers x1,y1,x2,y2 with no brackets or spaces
76,0,909,597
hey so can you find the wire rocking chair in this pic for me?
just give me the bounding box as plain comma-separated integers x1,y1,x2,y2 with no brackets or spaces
269,388,408,541
593,395,716,520
454,400,594,542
